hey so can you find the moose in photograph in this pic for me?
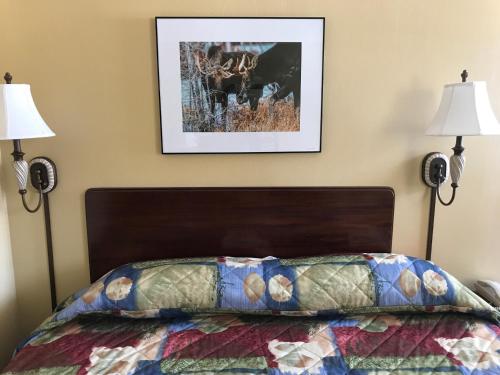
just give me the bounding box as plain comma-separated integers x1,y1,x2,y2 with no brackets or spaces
194,45,261,125
237,42,302,112
179,42,302,133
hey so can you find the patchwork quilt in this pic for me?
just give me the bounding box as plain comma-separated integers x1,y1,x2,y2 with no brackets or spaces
2,253,499,374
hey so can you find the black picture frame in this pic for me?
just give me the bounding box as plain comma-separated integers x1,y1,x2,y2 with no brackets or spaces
155,17,325,154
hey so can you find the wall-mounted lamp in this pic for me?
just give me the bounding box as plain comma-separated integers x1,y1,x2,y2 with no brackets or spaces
0,72,58,310
422,70,500,260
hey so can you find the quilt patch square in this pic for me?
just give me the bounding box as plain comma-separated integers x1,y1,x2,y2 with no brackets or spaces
218,260,267,309
136,265,217,310
295,263,375,310
366,255,456,307
263,259,299,310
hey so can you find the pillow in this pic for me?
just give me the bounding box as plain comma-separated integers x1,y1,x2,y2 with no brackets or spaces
50,253,499,325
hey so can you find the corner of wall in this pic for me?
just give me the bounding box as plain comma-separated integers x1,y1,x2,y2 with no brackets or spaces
0,146,20,367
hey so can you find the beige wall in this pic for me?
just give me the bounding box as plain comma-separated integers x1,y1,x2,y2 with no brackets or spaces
0,6,21,364
0,149,20,365
1,0,499,337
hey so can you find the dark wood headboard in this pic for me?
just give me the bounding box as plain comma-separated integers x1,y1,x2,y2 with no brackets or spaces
85,187,395,281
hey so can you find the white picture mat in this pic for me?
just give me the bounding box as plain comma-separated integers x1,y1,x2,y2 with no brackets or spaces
156,18,324,153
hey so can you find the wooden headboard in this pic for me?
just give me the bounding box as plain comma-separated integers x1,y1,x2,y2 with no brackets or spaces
85,187,395,281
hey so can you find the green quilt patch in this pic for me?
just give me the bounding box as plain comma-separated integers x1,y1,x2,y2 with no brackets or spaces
161,357,268,373
296,263,375,310
136,264,217,309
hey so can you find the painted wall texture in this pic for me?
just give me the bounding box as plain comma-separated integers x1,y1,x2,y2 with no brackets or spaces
0,150,20,365
1,0,499,345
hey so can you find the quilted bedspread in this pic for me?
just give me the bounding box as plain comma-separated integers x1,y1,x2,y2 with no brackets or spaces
2,253,499,374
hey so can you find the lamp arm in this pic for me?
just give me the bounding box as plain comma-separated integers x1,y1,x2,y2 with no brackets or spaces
20,184,43,213
435,136,465,207
11,140,43,213
436,180,457,206
13,160,43,213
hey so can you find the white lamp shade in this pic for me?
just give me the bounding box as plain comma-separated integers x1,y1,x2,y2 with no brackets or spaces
426,81,500,136
0,84,55,140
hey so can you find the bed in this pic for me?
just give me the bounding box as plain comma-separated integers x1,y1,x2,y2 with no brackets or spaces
2,187,499,374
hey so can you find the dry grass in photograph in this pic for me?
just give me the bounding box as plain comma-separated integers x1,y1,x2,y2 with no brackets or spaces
182,99,299,133
230,101,299,132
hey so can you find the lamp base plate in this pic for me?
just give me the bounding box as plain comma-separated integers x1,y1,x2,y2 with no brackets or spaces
29,157,57,194
422,152,449,188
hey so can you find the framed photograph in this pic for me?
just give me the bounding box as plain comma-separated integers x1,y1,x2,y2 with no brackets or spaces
155,17,325,154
